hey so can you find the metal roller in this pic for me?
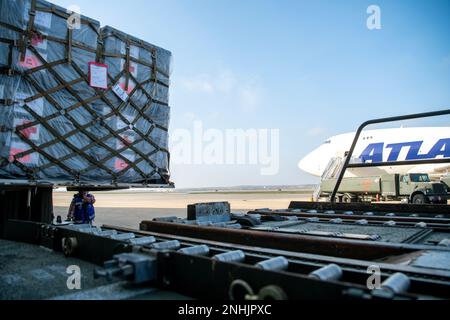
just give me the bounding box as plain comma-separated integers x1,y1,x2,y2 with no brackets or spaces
110,233,135,240
79,227,102,234
309,264,343,281
128,236,156,246
93,230,117,237
248,214,262,221
386,213,396,217
255,256,289,271
415,222,427,228
209,222,227,228
213,250,245,263
381,273,411,294
151,240,181,250
178,245,210,256
182,220,199,225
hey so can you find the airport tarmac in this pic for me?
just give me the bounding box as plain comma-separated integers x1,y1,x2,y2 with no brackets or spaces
53,190,313,229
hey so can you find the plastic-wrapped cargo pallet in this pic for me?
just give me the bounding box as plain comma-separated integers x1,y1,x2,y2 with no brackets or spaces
0,0,172,188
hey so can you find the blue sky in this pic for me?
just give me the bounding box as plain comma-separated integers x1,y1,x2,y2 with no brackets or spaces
52,0,450,188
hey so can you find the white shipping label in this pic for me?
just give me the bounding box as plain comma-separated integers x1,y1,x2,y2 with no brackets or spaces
89,63,108,89
112,83,129,102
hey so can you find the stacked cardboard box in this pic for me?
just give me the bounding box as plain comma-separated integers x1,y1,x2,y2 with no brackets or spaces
0,0,172,186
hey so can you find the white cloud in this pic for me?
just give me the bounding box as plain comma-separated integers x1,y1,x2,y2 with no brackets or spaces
179,69,263,113
307,127,326,137
180,69,235,94
216,69,236,93
184,112,198,121
238,85,261,112
180,74,214,93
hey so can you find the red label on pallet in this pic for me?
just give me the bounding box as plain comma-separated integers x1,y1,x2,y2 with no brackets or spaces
119,80,135,95
8,147,37,164
31,34,47,50
18,50,43,69
15,119,39,140
19,125,38,140
114,158,129,171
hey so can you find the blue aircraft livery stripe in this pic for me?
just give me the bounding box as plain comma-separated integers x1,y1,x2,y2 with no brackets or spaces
359,138,450,163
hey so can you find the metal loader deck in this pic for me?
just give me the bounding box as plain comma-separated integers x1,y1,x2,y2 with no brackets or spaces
3,198,450,300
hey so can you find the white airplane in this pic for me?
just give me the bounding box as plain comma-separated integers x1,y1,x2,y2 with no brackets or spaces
299,127,450,178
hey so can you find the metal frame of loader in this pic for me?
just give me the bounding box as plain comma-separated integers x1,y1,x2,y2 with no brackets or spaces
4,219,450,300
330,109,450,203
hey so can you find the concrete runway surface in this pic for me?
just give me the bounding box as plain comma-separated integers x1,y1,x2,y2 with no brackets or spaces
53,191,312,229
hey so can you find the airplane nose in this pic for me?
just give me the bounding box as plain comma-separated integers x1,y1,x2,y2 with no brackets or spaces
299,143,335,177
298,153,322,176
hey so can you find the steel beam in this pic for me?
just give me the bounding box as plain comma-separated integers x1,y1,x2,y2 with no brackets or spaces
138,220,439,260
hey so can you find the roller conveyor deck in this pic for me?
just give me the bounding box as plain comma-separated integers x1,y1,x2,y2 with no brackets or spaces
3,198,450,301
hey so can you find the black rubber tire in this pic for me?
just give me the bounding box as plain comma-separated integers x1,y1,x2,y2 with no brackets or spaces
412,193,426,204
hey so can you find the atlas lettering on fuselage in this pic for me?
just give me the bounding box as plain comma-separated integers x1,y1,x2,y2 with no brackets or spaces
359,138,450,163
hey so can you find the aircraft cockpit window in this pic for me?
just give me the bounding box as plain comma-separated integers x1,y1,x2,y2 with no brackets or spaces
323,140,331,144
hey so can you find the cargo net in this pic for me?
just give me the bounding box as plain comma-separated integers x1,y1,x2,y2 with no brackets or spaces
0,0,172,187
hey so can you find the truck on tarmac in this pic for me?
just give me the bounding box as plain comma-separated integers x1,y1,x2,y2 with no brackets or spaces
319,173,448,204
